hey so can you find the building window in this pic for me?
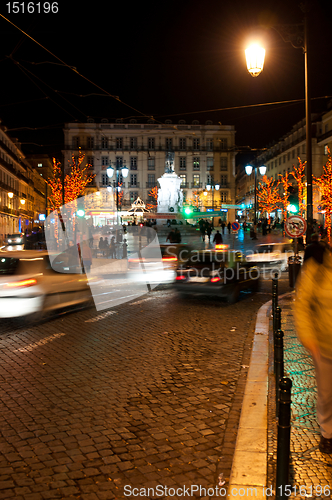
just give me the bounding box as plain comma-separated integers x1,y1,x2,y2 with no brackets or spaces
130,137,137,150
279,157,281,165
179,157,186,170
148,137,155,150
220,191,227,202
193,174,200,187
147,174,155,187
193,157,200,170
130,191,138,202
180,174,187,187
292,149,295,158
207,157,214,171
101,173,109,186
130,157,137,170
101,137,108,149
87,137,94,149
220,175,227,186
180,138,186,150
324,144,329,155
166,138,173,150
302,144,306,154
130,174,138,187
115,157,123,169
220,158,227,171
193,138,200,150
72,136,80,148
148,156,155,170
206,139,213,151
220,138,228,150
86,156,94,168
101,156,109,166
116,138,123,149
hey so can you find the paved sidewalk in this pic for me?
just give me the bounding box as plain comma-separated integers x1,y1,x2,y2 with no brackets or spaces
269,295,332,498
228,292,332,499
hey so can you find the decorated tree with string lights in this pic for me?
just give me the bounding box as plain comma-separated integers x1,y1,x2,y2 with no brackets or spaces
47,151,95,212
291,157,306,217
184,189,201,210
146,186,158,211
313,147,332,243
256,175,281,223
278,171,292,222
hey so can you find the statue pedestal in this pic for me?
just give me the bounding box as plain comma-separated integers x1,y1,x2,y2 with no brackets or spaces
157,171,183,216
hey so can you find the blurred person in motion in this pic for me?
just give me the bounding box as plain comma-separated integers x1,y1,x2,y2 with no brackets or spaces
213,230,223,246
304,233,325,264
206,222,212,242
174,228,181,243
109,236,116,259
80,238,93,273
166,228,176,243
294,242,332,453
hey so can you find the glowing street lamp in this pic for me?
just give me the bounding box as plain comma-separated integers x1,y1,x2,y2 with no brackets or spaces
245,44,265,77
245,10,313,242
245,165,266,239
106,161,129,223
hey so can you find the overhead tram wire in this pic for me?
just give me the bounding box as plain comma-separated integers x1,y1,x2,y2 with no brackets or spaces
9,56,88,120
12,60,79,121
0,13,153,121
155,96,332,119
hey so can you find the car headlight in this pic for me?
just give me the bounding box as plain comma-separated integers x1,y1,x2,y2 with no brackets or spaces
7,239,12,243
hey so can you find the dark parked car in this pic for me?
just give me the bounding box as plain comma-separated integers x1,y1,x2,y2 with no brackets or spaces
174,248,260,304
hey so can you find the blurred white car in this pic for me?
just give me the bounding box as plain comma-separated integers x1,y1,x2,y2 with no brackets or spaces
245,242,303,272
5,233,24,245
0,250,91,319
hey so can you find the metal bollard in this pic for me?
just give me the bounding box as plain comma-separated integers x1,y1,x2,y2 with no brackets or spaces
272,273,278,331
276,377,292,500
274,329,284,416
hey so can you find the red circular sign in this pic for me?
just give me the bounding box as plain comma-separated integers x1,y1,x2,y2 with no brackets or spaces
285,216,307,238
231,222,240,232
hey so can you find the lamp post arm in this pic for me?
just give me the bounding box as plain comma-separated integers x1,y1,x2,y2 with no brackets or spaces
271,24,304,50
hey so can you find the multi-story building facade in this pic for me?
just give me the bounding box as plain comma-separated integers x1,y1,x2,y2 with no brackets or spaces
237,109,332,224
0,125,47,242
63,119,237,222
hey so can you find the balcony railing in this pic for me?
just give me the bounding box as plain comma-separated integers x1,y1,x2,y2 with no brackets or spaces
146,182,157,188
65,144,232,153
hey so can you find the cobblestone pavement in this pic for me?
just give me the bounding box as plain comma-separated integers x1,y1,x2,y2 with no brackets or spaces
268,295,332,499
0,272,292,500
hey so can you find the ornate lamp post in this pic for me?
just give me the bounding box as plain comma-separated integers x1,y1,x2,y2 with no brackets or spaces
204,178,220,226
245,164,266,239
106,161,129,225
245,5,312,242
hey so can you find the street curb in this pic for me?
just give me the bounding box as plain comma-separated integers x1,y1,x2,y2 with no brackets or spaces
227,292,294,499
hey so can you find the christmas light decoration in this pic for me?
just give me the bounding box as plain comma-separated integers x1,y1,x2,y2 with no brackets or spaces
291,157,306,217
146,186,158,211
278,171,292,222
47,151,95,212
256,175,281,223
313,147,332,243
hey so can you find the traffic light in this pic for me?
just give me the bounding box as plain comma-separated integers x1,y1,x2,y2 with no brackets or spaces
76,198,85,218
184,206,193,216
287,187,299,214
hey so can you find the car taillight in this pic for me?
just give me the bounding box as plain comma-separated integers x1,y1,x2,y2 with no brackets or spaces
162,256,177,262
6,278,37,288
215,244,228,249
210,277,221,283
176,275,186,280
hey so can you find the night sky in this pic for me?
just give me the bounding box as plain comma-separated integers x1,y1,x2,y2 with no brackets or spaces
0,0,332,166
